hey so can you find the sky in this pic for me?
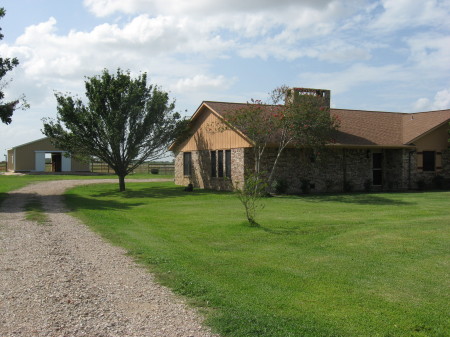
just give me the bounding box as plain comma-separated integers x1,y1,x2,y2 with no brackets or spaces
1,0,450,160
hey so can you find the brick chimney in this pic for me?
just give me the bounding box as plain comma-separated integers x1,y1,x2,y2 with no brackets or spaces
286,88,331,109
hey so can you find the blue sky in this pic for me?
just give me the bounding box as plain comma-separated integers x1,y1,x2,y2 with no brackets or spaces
1,0,449,159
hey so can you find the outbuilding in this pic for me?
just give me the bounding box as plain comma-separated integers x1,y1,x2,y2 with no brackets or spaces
7,137,90,173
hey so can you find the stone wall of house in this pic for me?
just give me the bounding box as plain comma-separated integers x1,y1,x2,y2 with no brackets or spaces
174,148,245,190
175,147,450,193
384,149,406,190
441,149,450,177
250,147,411,193
412,148,450,189
252,148,372,193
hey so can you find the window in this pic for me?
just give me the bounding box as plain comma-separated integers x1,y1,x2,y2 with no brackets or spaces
372,153,382,186
423,151,435,171
211,151,216,177
225,150,231,178
218,150,224,177
211,150,230,178
183,152,191,176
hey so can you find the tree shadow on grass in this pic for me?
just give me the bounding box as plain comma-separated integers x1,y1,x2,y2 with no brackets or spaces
0,193,7,205
91,185,232,199
65,194,145,212
0,192,146,214
257,222,343,236
277,193,415,206
260,225,314,236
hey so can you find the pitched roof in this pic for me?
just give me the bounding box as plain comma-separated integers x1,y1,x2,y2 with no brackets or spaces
331,109,404,146
8,136,49,150
402,109,450,144
203,101,450,147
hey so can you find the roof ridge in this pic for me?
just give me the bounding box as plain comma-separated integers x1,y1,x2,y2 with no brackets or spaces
206,101,450,114
331,108,406,114
204,100,280,107
403,108,450,114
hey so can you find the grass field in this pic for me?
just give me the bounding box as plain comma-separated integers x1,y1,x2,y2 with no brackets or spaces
0,173,173,205
64,181,450,337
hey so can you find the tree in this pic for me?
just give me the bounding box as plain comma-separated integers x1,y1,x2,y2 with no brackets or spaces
235,170,267,226
228,87,339,186
43,68,187,191
225,86,339,225
0,7,28,124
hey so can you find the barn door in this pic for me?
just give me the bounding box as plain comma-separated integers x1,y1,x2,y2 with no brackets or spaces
35,152,45,172
61,153,71,172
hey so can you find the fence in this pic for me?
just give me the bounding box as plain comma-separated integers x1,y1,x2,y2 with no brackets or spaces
0,161,50,172
91,162,174,175
0,161,174,175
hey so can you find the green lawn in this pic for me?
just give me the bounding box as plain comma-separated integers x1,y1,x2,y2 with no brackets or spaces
64,182,450,337
0,173,172,205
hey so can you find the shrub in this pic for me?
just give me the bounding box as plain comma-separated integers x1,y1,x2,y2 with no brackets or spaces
273,179,288,194
432,175,445,189
325,179,334,192
301,179,311,194
417,179,426,191
386,179,396,190
344,180,353,192
235,171,267,227
364,179,372,192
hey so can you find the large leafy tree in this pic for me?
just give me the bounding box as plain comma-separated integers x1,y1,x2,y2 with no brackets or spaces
43,69,186,191
0,7,27,124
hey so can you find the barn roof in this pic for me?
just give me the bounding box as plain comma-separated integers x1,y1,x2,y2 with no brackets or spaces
7,137,50,150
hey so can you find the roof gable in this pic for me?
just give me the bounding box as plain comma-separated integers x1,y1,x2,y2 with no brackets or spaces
169,102,253,152
402,109,450,144
9,137,52,150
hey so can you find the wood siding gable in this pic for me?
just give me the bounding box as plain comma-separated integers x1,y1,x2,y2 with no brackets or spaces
174,104,252,152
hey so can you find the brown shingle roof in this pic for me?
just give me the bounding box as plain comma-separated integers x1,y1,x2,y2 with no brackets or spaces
402,109,450,144
203,101,450,147
331,109,404,146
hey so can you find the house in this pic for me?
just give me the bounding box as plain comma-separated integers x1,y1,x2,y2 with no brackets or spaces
7,137,90,173
170,88,450,193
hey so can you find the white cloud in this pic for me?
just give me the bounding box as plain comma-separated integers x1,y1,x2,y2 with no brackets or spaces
83,0,342,17
413,88,450,111
238,38,373,62
369,0,450,32
413,98,431,111
83,0,365,42
301,63,408,94
5,15,234,84
406,33,450,73
174,75,235,92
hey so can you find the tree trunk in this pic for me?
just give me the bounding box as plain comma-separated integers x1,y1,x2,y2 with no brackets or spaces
118,174,126,192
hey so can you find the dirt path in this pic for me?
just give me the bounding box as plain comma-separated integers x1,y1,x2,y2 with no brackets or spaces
0,179,218,337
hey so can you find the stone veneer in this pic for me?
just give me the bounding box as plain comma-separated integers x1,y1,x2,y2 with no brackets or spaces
174,147,450,193
174,148,245,190
413,148,450,189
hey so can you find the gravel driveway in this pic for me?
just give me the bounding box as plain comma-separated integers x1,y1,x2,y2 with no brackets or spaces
0,179,218,337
